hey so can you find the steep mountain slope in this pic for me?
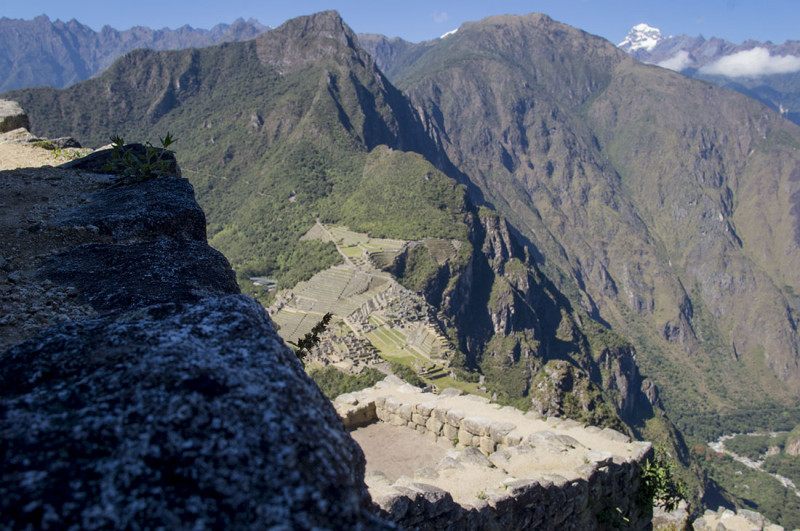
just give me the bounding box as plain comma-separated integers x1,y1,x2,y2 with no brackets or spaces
357,34,434,82
618,24,800,126
6,11,437,290
385,13,800,436
3,12,660,434
0,15,268,91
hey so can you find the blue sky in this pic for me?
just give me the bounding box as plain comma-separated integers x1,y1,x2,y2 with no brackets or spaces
1,0,797,46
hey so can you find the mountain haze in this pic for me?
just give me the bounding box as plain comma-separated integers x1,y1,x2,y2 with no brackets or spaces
0,15,268,91
618,23,800,126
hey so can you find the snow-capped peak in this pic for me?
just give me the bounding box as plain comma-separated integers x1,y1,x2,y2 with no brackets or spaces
440,28,458,39
618,23,664,52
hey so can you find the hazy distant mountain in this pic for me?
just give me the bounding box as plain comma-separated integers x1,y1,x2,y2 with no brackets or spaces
619,23,800,125
357,34,434,81
0,15,269,91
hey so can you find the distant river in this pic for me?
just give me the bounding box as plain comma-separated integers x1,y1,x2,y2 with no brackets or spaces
708,433,799,497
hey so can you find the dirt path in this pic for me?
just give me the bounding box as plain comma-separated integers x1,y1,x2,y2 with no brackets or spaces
315,219,356,268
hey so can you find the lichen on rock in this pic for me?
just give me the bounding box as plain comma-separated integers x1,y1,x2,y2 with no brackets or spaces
0,145,390,529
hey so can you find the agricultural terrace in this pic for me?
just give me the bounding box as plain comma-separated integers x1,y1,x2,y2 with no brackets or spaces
270,223,477,392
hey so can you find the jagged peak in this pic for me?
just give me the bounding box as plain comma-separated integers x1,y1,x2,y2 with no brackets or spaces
265,10,351,42
618,23,664,51
255,10,369,74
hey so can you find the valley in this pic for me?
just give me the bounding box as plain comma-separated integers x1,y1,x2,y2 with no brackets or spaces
5,8,800,526
699,430,800,528
709,433,798,495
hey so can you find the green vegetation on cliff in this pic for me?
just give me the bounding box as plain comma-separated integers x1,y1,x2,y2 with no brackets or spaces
307,366,385,400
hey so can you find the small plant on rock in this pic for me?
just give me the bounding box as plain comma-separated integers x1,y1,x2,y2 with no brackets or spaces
51,147,82,161
103,133,176,181
290,312,333,366
638,445,687,512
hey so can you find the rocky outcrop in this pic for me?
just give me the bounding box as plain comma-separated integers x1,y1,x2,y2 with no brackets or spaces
430,210,654,430
692,507,784,531
0,99,29,133
785,425,800,456
0,150,389,529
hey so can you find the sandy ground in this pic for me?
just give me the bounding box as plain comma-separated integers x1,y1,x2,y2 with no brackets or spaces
0,143,63,171
351,422,451,482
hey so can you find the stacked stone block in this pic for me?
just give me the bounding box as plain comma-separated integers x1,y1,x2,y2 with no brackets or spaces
363,442,653,530
336,380,655,530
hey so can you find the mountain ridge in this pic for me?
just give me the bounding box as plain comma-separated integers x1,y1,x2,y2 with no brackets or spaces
8,10,800,522
382,13,800,424
0,14,268,91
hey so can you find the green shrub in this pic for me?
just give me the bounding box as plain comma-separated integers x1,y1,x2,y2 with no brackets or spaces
308,366,384,399
32,140,55,150
289,312,332,366
638,445,687,511
390,362,426,388
103,133,176,181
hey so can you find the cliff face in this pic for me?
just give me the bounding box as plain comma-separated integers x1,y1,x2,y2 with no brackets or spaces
0,148,388,528
405,207,657,431
382,12,800,428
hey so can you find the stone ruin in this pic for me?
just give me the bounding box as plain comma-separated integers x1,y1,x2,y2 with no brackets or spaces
305,325,383,373
691,507,785,531
335,377,655,530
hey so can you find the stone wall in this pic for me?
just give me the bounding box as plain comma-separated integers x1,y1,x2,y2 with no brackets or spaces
337,379,654,530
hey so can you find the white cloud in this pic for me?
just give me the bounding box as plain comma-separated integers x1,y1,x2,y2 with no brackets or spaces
700,47,800,77
656,50,694,72
440,28,458,39
432,11,448,24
